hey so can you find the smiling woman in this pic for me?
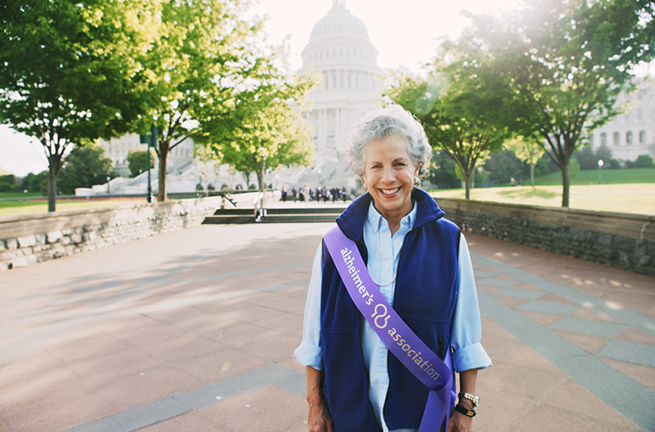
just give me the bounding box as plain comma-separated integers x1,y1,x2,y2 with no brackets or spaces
294,105,492,432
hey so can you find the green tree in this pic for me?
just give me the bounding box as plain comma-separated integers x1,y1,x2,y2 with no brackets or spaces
426,150,460,189
573,146,598,171
196,46,317,198
482,149,524,184
634,154,653,168
0,174,18,192
385,65,508,199
595,144,613,166
0,0,160,211
461,0,655,206
136,0,285,203
127,149,156,177
57,144,114,195
504,137,546,187
21,170,49,195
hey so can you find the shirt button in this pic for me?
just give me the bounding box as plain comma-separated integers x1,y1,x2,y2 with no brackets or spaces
385,264,389,269
383,357,387,363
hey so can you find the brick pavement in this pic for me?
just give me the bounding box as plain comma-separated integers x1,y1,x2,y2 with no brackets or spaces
0,221,653,432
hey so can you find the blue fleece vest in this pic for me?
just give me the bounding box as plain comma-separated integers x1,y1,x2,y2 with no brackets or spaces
320,188,460,432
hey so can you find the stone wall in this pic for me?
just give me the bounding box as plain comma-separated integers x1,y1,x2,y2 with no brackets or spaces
0,196,224,272
435,197,655,277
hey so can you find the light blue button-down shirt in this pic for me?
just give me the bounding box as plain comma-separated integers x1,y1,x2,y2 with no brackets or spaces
294,202,492,432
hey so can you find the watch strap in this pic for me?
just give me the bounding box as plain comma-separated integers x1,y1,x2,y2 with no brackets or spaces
454,404,476,417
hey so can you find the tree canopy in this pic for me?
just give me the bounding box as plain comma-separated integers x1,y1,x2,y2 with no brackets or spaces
385,64,509,199
57,144,114,195
134,0,314,202
457,0,655,206
194,47,318,194
127,149,156,178
0,0,160,211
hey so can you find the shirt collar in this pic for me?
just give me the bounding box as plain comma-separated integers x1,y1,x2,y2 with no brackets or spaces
366,201,417,234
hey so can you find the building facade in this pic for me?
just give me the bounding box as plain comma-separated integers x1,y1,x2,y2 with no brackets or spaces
587,77,655,162
98,134,196,178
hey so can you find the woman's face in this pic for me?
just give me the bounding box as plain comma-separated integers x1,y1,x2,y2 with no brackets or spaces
361,135,419,221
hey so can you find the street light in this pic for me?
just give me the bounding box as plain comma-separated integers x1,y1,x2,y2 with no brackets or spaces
598,159,604,185
139,124,158,203
106,176,111,195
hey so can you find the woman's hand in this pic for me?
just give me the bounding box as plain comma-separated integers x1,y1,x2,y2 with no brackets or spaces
448,368,477,432
447,411,473,432
305,366,334,432
307,397,334,432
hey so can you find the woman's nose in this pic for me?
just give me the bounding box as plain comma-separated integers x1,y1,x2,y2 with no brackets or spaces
381,166,395,182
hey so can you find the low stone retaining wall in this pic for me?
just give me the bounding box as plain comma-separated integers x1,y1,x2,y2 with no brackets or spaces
0,196,224,272
435,197,655,277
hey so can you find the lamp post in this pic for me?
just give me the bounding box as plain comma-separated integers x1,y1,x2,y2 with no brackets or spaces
598,159,604,185
106,176,111,195
139,125,158,203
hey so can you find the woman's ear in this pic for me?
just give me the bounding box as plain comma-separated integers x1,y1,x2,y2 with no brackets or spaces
414,162,421,176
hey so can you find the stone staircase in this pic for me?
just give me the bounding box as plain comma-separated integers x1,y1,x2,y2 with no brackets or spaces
202,207,346,225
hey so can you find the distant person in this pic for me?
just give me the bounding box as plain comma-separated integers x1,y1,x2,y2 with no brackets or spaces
295,105,491,432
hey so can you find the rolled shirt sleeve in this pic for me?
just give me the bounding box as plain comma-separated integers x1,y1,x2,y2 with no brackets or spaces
293,243,324,370
451,234,493,373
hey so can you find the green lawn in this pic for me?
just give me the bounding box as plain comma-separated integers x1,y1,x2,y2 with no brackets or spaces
528,167,655,186
0,197,148,217
431,183,655,215
0,192,45,199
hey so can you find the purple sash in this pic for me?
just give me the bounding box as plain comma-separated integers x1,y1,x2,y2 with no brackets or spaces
323,226,454,431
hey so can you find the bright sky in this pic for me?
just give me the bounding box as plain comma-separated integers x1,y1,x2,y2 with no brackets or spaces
1,0,526,177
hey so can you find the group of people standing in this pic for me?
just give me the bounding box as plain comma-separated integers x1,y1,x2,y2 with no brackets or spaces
281,185,357,203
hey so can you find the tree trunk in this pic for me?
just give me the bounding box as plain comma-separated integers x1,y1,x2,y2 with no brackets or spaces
47,162,57,212
157,143,168,202
464,173,471,200
47,152,63,212
561,159,570,207
530,164,535,188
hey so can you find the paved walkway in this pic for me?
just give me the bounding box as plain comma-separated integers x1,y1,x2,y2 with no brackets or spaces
0,220,654,432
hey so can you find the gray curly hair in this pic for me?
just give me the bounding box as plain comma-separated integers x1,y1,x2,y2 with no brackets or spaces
346,105,431,178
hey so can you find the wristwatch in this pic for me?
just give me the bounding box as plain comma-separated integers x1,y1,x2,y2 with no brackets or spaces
458,392,480,408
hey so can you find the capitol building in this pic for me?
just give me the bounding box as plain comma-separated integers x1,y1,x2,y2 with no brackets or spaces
298,0,381,159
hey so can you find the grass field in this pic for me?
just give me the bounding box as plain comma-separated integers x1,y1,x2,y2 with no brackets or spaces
0,197,148,217
431,183,655,215
529,167,655,186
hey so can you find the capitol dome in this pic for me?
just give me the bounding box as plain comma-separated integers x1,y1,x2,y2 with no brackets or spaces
309,3,370,41
297,0,381,168
300,0,379,73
